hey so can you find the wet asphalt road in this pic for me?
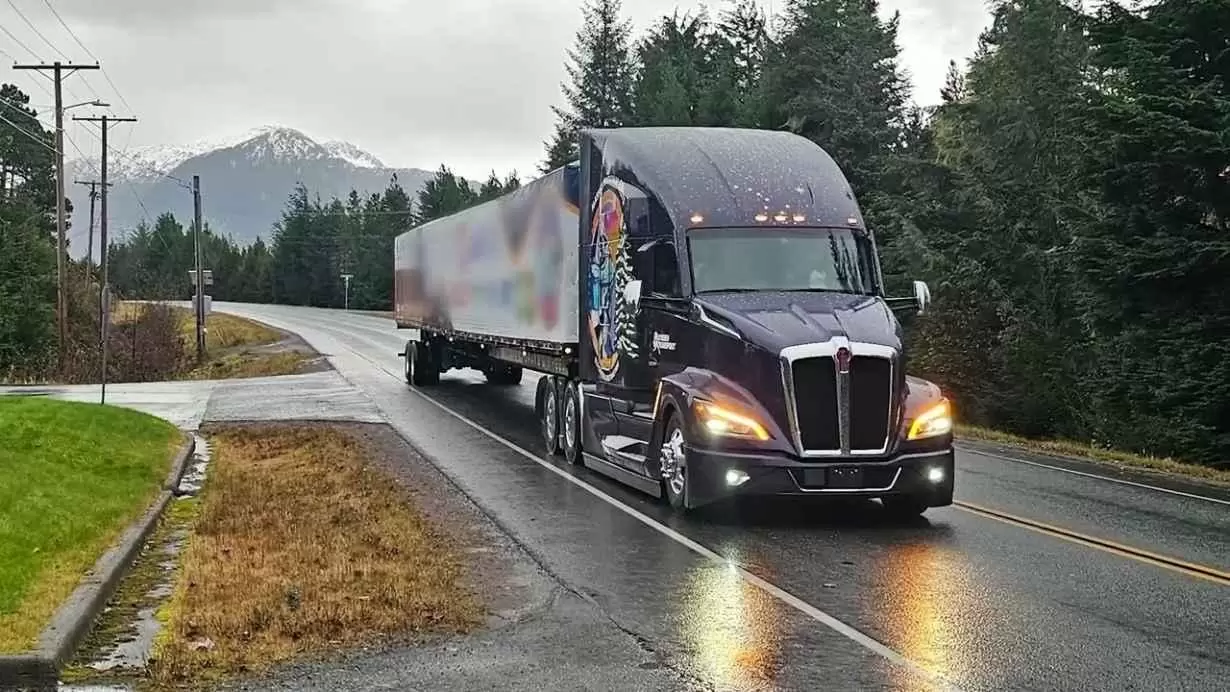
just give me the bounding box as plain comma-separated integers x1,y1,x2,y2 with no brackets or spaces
210,302,1228,691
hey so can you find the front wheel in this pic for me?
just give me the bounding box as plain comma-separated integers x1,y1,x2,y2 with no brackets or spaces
659,414,688,511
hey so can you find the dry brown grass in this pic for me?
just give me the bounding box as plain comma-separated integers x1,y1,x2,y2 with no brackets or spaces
183,352,313,381
149,426,482,686
957,424,1230,485
197,313,281,351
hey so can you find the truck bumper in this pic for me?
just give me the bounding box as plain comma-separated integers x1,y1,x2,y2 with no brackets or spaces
683,445,955,510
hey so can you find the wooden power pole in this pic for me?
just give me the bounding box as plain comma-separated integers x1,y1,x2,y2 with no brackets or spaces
13,61,100,371
74,179,110,267
73,113,136,403
192,175,205,361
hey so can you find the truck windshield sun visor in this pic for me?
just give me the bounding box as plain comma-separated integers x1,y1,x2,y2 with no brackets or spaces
688,227,879,296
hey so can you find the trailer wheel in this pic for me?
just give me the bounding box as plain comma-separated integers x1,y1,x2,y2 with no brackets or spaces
561,382,583,466
410,341,439,387
538,376,561,456
408,339,423,383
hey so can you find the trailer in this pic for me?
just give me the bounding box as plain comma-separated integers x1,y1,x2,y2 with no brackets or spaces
394,127,955,515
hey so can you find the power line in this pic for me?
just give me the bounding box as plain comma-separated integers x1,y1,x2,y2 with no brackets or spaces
0,22,38,57
6,0,68,60
40,0,134,114
0,108,56,154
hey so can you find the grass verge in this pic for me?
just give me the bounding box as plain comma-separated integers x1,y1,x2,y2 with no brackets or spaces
183,351,313,381
0,397,180,652
957,424,1230,486
149,425,483,686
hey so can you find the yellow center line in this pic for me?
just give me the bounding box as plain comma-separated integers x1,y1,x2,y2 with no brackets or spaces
954,501,1230,586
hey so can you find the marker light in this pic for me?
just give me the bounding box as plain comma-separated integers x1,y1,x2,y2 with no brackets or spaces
694,400,770,441
690,213,704,224
754,213,769,222
773,212,788,223
726,469,750,487
907,399,953,440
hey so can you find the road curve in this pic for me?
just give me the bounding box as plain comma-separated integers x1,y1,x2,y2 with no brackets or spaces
214,302,1229,692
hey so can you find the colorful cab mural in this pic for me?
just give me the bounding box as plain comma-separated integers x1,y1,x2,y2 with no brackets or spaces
587,180,638,382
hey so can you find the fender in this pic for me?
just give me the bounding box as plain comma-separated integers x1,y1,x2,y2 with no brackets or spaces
648,366,796,459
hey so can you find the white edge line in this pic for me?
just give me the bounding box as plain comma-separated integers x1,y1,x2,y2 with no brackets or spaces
403,376,959,691
959,445,1230,507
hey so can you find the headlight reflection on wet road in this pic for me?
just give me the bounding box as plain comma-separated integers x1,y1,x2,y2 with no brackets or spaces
680,560,784,690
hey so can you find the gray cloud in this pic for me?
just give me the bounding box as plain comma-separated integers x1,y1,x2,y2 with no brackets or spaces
4,0,991,181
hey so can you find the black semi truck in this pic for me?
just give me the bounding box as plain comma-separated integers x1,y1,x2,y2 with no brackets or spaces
394,127,955,515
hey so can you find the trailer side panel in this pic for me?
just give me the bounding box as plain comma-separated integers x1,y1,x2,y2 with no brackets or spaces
394,167,580,345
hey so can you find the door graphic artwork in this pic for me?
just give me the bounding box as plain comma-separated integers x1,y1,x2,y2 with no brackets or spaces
586,180,638,382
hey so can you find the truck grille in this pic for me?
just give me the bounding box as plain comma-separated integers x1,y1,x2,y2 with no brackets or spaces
788,353,894,454
791,357,840,450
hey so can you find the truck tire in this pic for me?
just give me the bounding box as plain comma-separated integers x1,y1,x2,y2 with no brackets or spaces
403,340,414,385
410,341,439,387
539,376,562,456
561,382,583,466
659,413,689,512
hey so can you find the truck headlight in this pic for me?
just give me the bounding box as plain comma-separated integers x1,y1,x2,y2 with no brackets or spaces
693,400,770,441
907,399,953,440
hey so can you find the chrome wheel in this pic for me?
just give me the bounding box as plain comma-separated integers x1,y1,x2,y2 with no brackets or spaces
562,383,582,465
661,426,686,500
543,384,558,452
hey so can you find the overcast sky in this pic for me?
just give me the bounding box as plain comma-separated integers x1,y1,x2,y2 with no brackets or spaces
4,0,990,181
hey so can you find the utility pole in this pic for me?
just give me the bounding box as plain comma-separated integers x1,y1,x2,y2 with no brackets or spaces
193,175,205,361
341,273,353,310
73,113,137,404
13,61,101,372
74,179,109,267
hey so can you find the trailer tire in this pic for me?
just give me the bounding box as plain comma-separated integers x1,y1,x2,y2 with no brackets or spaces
410,341,439,387
403,340,414,385
561,382,583,466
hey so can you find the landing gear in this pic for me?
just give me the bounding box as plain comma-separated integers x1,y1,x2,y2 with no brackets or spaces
659,413,688,511
485,363,523,386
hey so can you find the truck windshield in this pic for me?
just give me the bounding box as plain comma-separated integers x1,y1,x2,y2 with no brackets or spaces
687,227,879,295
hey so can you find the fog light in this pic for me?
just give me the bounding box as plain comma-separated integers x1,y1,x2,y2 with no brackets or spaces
725,469,750,487
926,467,945,483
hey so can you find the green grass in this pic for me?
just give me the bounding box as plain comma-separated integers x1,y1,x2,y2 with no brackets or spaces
957,424,1230,486
0,397,181,652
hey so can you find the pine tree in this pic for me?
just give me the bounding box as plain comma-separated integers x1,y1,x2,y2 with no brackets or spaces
542,0,636,171
1072,0,1230,463
758,0,910,193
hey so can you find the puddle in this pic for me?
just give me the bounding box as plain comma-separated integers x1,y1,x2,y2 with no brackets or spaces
63,434,212,686
175,433,212,496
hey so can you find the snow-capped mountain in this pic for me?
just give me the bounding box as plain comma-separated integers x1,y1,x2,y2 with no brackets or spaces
89,125,387,184
65,125,433,257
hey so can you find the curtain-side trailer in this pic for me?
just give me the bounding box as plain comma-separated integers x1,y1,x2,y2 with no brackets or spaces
394,127,955,515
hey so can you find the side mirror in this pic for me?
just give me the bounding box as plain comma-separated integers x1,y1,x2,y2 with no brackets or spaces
913,280,931,315
623,280,643,312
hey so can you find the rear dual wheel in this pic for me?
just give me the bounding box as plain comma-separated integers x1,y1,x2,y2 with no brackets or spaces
540,377,581,466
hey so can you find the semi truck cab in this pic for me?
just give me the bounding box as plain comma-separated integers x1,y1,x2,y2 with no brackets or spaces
542,127,954,515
